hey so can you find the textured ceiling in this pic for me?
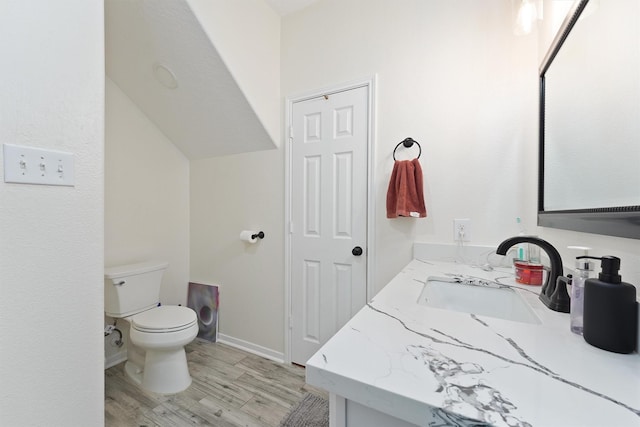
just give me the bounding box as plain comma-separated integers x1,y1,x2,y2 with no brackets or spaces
105,0,276,159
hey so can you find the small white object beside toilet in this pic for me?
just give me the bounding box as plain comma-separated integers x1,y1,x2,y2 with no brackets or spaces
104,261,198,394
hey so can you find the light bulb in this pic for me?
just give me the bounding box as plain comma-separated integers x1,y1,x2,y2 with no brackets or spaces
514,0,537,36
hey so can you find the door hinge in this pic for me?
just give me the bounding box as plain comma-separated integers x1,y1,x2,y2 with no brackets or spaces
288,126,294,141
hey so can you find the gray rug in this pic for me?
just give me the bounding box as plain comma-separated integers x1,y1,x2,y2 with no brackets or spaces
279,393,329,427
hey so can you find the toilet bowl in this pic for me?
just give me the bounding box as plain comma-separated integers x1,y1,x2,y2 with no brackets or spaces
125,305,198,394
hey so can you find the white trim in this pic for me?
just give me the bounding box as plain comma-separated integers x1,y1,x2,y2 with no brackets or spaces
105,335,285,369
330,393,347,427
104,351,127,370
366,76,377,302
283,76,377,363
217,333,285,363
283,90,293,365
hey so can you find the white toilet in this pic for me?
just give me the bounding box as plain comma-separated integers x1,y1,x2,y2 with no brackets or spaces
104,261,198,394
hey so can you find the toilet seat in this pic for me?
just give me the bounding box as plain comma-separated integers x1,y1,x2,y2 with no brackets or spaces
131,306,197,333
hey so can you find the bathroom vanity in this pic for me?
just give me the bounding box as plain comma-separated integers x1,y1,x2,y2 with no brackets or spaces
305,247,640,426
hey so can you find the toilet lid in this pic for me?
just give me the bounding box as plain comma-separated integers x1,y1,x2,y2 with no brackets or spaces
131,306,197,333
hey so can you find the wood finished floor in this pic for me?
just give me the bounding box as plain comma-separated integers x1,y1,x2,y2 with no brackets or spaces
105,339,327,427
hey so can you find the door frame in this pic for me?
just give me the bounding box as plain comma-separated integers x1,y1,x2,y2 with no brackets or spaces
283,76,377,363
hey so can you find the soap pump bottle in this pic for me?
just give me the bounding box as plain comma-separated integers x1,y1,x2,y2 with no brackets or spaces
583,256,638,354
569,247,594,335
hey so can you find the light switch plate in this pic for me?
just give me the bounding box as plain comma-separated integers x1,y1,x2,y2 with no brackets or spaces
3,143,74,186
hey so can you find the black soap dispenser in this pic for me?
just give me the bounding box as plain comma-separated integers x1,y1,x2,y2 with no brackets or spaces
583,256,638,354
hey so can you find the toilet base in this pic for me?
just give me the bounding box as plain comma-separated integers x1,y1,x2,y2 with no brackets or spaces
144,347,192,394
124,360,144,386
124,347,192,394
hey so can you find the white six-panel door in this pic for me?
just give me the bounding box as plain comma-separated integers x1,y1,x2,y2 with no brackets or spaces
290,86,369,365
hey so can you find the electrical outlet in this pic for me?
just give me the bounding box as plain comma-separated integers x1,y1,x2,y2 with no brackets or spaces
453,219,472,242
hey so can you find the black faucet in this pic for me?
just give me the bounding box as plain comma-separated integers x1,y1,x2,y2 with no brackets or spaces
496,236,570,313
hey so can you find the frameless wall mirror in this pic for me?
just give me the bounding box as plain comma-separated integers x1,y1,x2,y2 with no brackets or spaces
539,0,640,239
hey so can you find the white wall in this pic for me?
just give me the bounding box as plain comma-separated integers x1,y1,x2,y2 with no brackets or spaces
281,0,640,293
0,1,104,425
190,149,284,355
187,0,283,357
189,0,538,355
282,0,540,291
104,78,190,365
105,78,190,305
189,0,639,358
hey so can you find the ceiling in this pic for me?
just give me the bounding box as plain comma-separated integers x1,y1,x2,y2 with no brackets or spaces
105,0,276,159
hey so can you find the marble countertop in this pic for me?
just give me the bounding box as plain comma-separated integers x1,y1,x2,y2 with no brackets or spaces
306,257,640,426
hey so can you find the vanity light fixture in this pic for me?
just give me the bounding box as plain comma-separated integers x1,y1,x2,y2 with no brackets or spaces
513,0,539,36
152,62,179,89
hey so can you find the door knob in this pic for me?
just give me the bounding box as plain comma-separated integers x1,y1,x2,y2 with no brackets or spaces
352,246,363,256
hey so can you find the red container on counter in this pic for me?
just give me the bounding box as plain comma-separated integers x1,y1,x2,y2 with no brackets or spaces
514,261,544,286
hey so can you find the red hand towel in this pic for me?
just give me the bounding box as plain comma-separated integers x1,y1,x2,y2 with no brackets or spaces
386,158,427,218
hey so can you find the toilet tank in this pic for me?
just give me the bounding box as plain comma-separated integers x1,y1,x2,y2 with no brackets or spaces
104,261,168,318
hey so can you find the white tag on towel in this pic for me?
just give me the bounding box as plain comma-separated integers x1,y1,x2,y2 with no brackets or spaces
410,212,420,217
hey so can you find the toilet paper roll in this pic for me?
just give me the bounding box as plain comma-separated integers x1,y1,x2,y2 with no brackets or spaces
240,230,259,243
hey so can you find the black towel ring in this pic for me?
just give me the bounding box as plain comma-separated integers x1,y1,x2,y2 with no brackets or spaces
393,137,421,160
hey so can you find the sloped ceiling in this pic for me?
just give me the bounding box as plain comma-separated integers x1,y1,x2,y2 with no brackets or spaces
105,0,277,159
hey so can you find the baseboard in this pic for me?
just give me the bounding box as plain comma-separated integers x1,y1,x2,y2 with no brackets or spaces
104,334,285,369
105,350,127,369
217,333,284,363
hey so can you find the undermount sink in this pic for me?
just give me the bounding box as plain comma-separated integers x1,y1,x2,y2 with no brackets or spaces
417,276,541,324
